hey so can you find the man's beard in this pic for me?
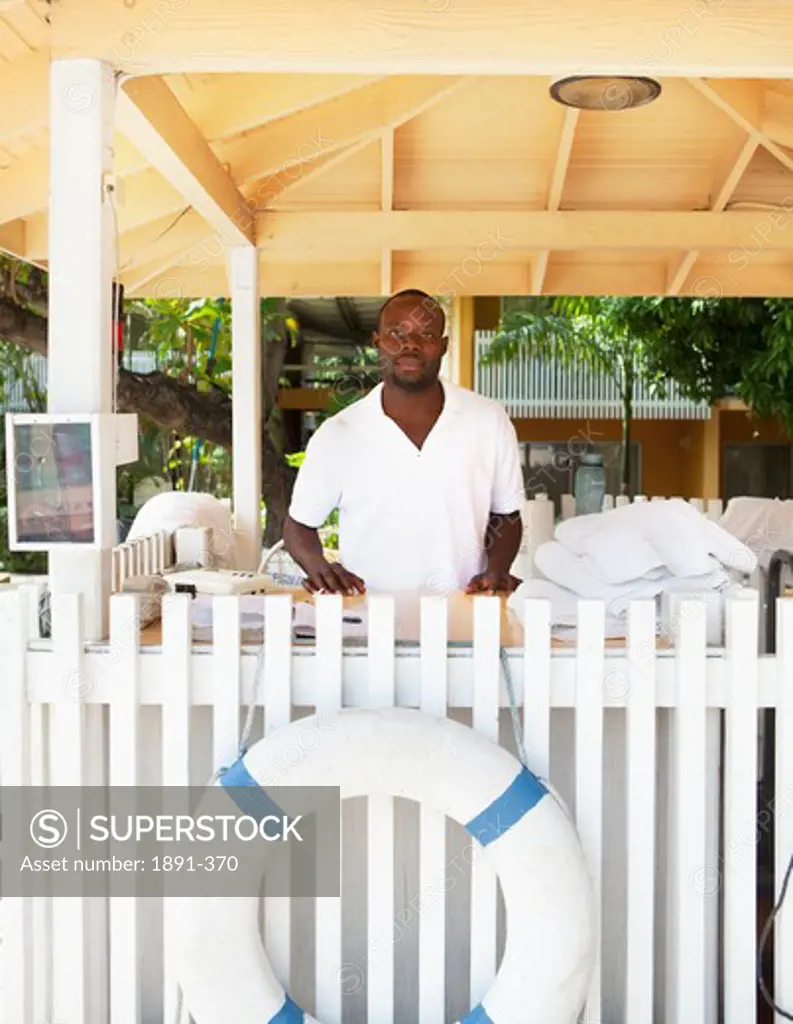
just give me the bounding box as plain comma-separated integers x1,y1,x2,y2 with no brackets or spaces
383,359,440,392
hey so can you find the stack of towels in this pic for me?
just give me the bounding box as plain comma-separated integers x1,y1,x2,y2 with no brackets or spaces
508,498,757,636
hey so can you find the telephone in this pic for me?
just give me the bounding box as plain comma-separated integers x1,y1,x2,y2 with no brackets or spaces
163,567,274,597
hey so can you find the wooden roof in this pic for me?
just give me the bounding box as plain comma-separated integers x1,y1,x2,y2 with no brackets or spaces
4,1,793,297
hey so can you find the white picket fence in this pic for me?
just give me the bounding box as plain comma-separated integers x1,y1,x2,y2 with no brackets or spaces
112,530,172,592
1,585,792,1024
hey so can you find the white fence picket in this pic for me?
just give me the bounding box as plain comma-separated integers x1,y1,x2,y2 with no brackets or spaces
263,594,294,991
723,591,759,1024
366,596,396,1023
108,596,142,1024
20,582,53,1024
775,598,793,1013
50,594,88,1024
418,597,449,1024
574,600,606,1021
212,596,242,771
672,599,708,1024
314,594,344,1023
470,596,501,1007
7,582,791,1024
160,595,192,1024
522,598,551,780
0,591,33,1024
625,599,657,1023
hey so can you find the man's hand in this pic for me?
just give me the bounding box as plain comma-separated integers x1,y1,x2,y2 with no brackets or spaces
302,558,366,596
465,570,522,595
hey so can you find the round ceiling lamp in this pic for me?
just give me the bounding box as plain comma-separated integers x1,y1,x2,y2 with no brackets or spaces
549,75,662,111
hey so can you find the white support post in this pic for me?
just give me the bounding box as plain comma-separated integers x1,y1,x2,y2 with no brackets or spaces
230,246,262,570
47,59,117,640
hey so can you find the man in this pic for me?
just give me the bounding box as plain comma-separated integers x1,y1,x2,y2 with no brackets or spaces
283,289,525,595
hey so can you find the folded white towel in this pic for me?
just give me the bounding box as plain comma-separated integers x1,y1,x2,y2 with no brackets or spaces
508,578,627,636
534,539,729,617
534,540,671,615
554,498,756,582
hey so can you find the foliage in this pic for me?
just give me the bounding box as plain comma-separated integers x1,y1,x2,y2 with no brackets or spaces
127,296,298,496
489,296,793,492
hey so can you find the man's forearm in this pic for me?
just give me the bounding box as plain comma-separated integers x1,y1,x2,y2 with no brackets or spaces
484,512,523,574
283,516,327,573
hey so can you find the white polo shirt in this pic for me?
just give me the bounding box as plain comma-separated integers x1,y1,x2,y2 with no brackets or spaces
288,380,525,593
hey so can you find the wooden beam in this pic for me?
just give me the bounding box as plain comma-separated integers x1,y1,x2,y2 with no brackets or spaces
666,134,759,294
381,128,394,296
534,104,579,294
118,142,372,289
218,76,468,185
688,78,793,176
52,0,793,77
117,76,255,246
185,74,382,141
255,210,793,254
277,386,331,412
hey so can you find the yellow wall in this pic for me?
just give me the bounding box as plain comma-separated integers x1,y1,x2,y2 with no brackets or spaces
513,416,712,497
720,410,791,445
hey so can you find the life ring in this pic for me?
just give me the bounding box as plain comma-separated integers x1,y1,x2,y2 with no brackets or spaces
169,708,596,1024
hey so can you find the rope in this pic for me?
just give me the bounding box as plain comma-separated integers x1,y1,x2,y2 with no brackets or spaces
499,645,528,769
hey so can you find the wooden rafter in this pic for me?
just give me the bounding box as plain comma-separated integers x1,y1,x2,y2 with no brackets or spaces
120,141,373,289
534,104,579,295
117,77,255,246
119,80,466,288
666,134,759,295
216,77,467,185
687,78,793,176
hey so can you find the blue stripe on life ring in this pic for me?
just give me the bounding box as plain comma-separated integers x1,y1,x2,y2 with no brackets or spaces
219,757,287,823
268,995,305,1022
460,1002,494,1023
464,766,547,847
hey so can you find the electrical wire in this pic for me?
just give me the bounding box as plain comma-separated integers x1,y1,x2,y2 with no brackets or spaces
757,848,793,1019
108,180,121,414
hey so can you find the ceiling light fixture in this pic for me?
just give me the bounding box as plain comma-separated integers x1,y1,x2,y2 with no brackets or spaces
549,75,662,111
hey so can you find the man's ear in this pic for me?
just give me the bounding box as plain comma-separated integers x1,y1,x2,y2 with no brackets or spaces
440,335,449,356
371,330,381,352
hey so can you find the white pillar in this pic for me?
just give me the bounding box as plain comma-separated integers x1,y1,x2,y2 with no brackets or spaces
47,59,117,640
230,246,262,570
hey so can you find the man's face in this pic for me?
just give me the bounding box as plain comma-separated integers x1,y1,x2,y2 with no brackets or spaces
374,297,448,391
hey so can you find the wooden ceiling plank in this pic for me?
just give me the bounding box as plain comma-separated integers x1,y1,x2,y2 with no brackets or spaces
381,127,394,295
52,0,793,78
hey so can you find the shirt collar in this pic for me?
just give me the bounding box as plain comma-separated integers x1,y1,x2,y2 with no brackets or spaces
367,378,464,417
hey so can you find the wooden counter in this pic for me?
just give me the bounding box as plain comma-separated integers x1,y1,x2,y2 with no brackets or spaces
139,588,669,649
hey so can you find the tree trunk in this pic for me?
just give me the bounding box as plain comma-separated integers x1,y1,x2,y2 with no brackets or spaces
116,370,295,546
620,375,634,496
